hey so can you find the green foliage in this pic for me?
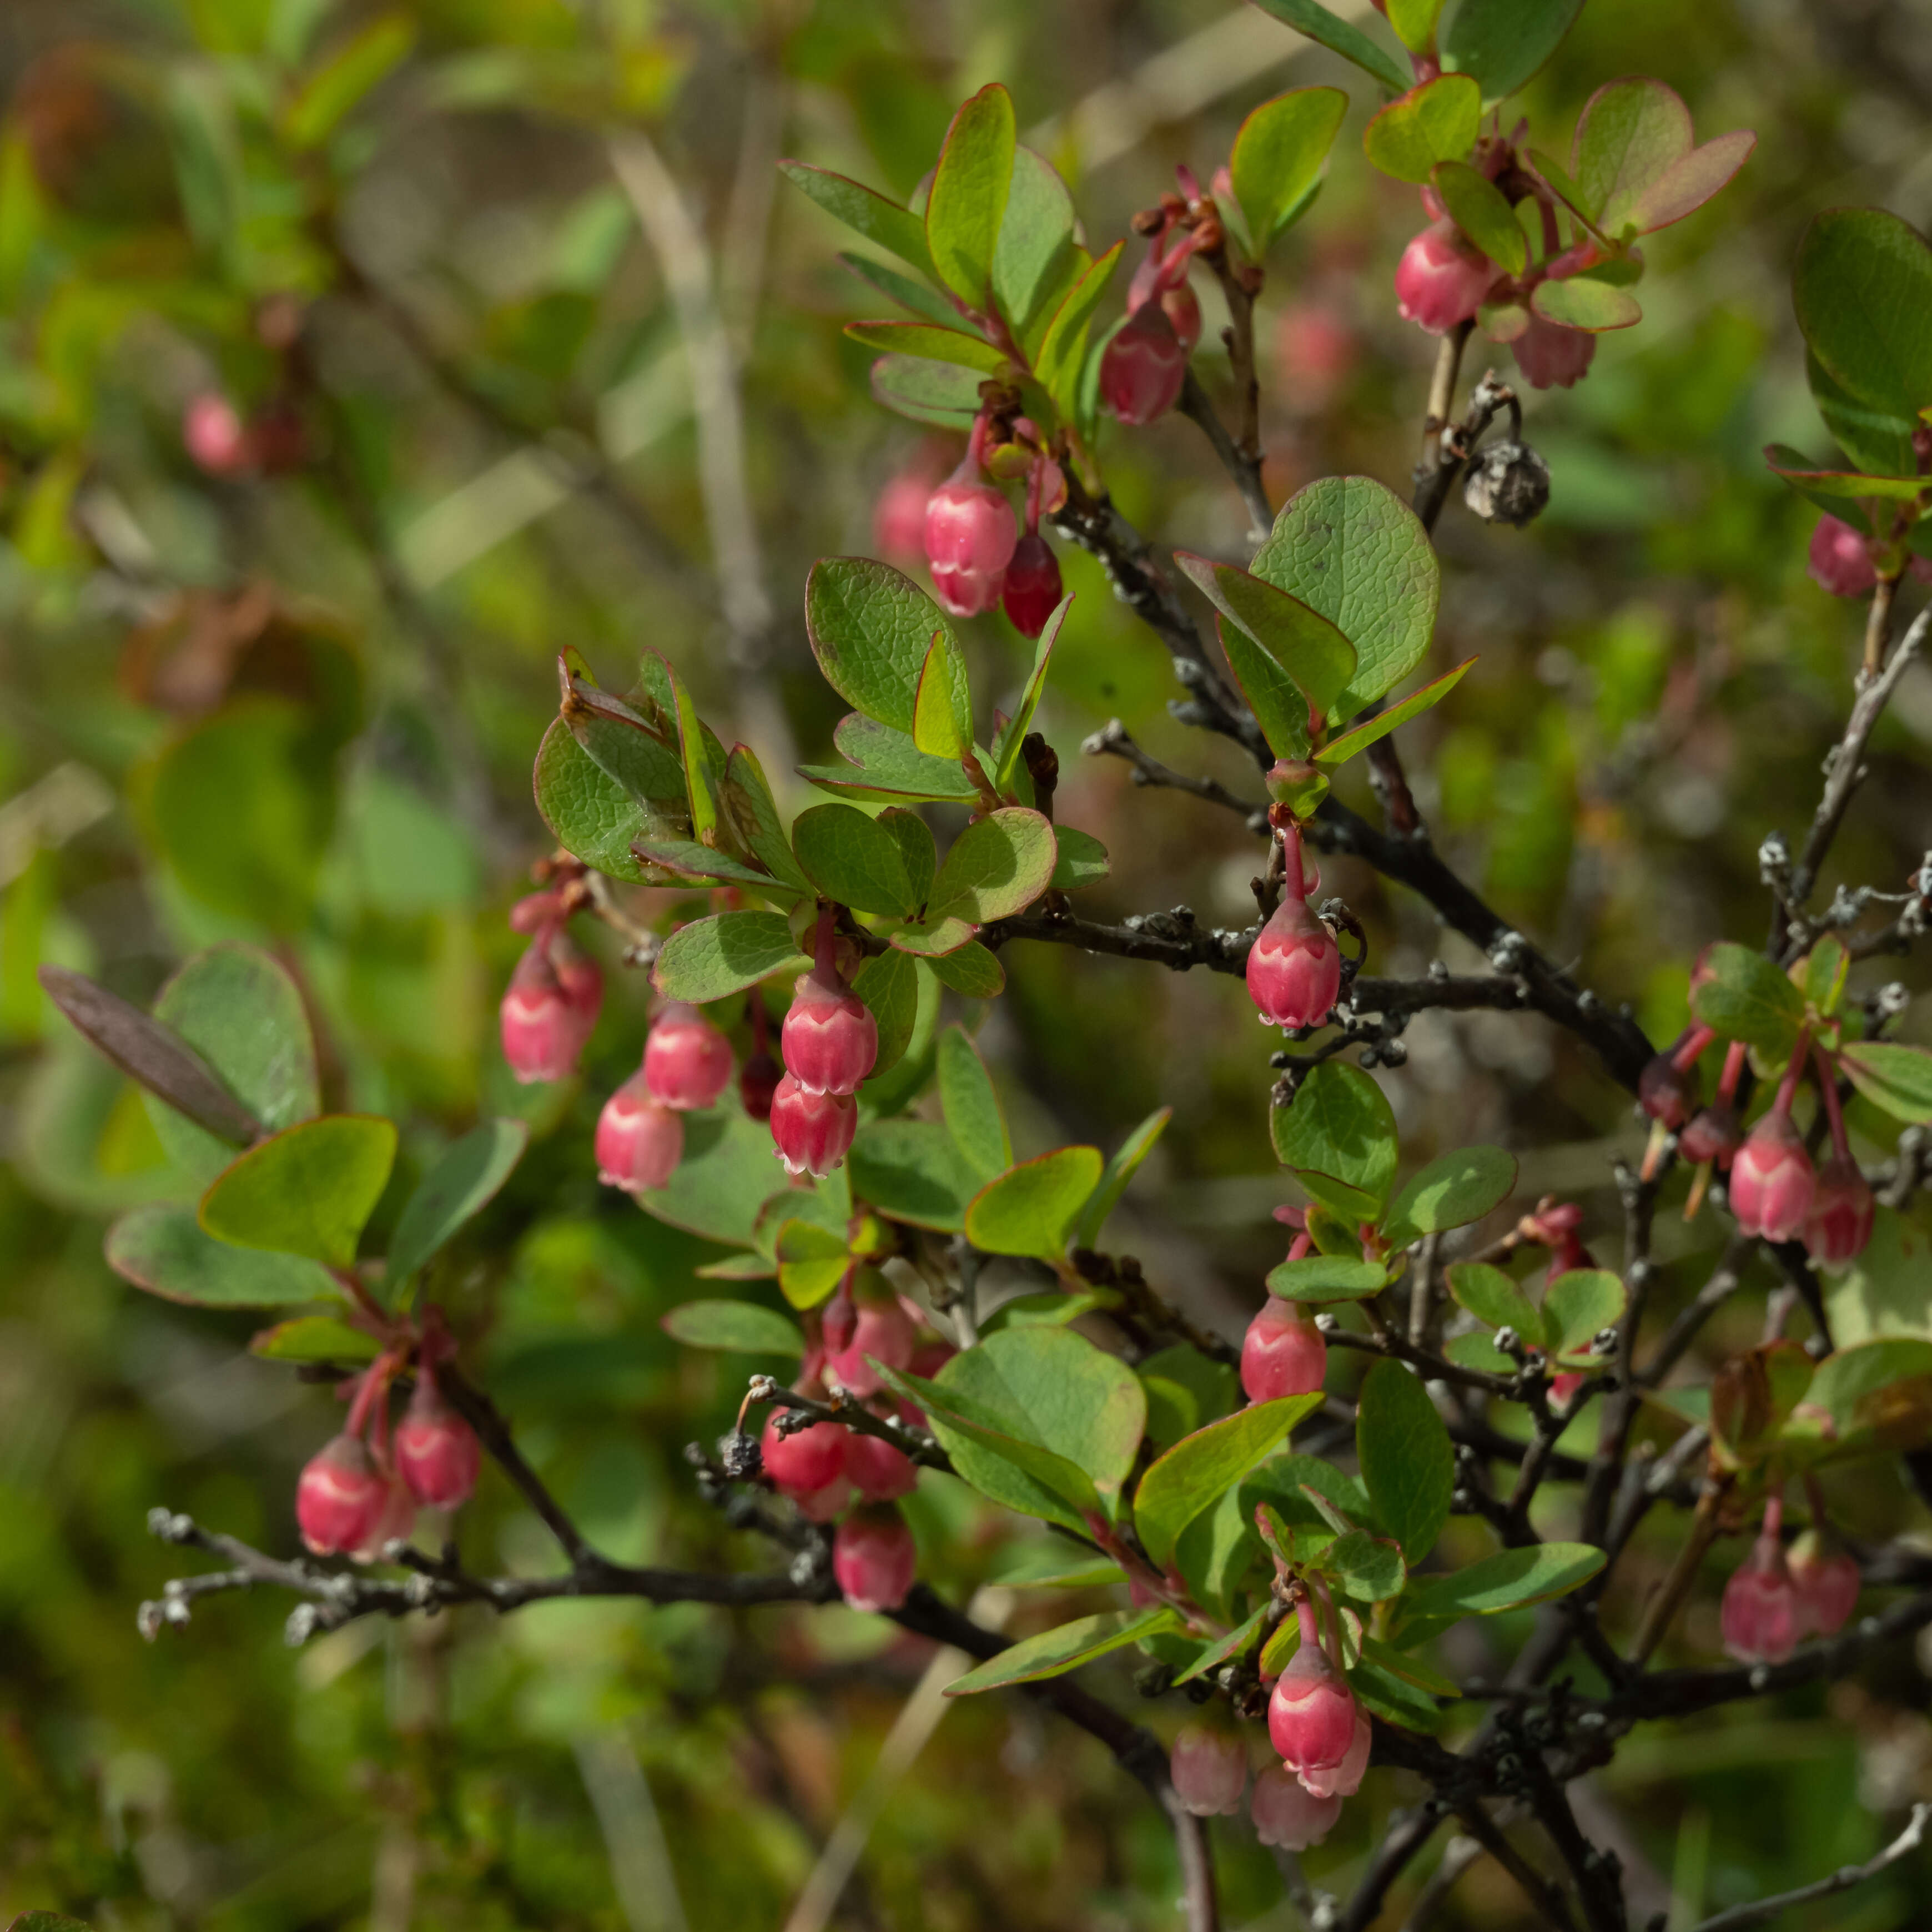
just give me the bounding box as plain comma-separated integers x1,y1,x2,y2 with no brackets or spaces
198,1116,398,1269
1363,76,1483,186
1356,1360,1455,1562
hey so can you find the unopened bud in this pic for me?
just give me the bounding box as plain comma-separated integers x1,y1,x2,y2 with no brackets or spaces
843,1426,919,1500
825,1273,917,1398
394,1372,480,1511
1001,533,1063,638
769,1075,858,1177
832,1507,918,1613
595,1072,685,1194
1101,304,1188,426
1240,1297,1327,1402
296,1434,389,1557
643,1001,734,1110
925,474,1018,618
782,960,878,1096
759,1410,847,1494
1170,1720,1247,1817
1250,1764,1342,1850
1462,440,1551,526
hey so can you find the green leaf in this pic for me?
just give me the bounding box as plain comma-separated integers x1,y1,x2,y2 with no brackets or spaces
1806,347,1919,482
792,804,918,917
1033,243,1123,396
924,941,1005,998
1075,1108,1172,1250
1544,1269,1626,1358
1173,1606,1270,1685
878,808,938,909
1230,88,1348,250
1840,1042,1932,1125
1359,1629,1458,1697
1401,1542,1606,1622
838,251,960,326
1571,78,1749,240
1362,76,1483,187
655,652,722,847
1763,446,1926,507
1431,160,1526,276
1447,1261,1544,1341
992,144,1078,341
848,1119,982,1231
559,671,689,816
1356,1359,1453,1562
384,1119,527,1300
1321,1528,1407,1602
888,915,978,958
284,13,414,149
938,1326,1146,1514
844,320,1012,375
1383,1145,1517,1249
802,714,984,807
1689,942,1805,1058
1442,0,1582,104
630,839,787,891
929,808,1058,923
925,83,1016,307
991,595,1073,794
1250,476,1441,715
1270,1060,1400,1220
943,1608,1175,1695
106,1204,339,1307
912,632,973,761
1174,553,1356,718
1215,617,1315,762
653,911,811,1004
638,1109,795,1249
806,560,965,738
250,1316,382,1364
1134,1395,1320,1571
966,1146,1104,1258
1530,277,1641,332
1139,1344,1240,1452
869,353,985,427
199,1115,398,1270
1051,827,1111,892
853,945,920,1080
774,1219,853,1309
939,1024,1011,1180
779,161,933,274
1314,658,1475,768
1384,0,1445,53
1805,1337,1932,1436
1246,0,1414,95
1265,1255,1389,1301
534,717,652,883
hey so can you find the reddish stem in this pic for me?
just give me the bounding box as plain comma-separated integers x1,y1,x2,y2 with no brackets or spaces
1672,1024,1717,1073
1815,1045,1851,1161
1772,1030,1811,1121
1715,1039,1749,1105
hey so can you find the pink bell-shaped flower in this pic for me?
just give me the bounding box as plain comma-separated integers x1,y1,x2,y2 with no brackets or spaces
500,936,600,1084
1511,315,1596,390
842,1426,919,1501
296,1433,390,1557
783,913,878,1096
1805,1155,1874,1266
1250,1764,1342,1850
1101,303,1189,426
394,1369,481,1511
1729,1110,1815,1243
760,1410,848,1495
1721,1507,1800,1666
1267,1604,1358,1774
349,1476,417,1564
924,466,1018,618
833,1507,918,1613
1002,533,1063,638
1394,219,1497,335
1241,1296,1327,1403
1169,1719,1248,1817
1297,1707,1371,1800
595,1072,685,1194
769,1074,859,1177
643,1001,734,1110
1808,515,1877,598
1247,894,1341,1029
1788,1528,1860,1638
1679,1103,1742,1166
826,1274,917,1398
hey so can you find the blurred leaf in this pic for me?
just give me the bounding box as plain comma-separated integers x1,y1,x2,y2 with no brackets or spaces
1135,1395,1318,1569
944,1608,1174,1695
1447,1261,1544,1340
1442,0,1582,104
384,1119,528,1301
1384,0,1445,54
653,912,811,1004
929,808,1057,922
1033,243,1123,404
1246,0,1413,94
1544,1269,1626,1358
1362,76,1482,186
1432,160,1526,275
779,162,933,274
639,1109,796,1248
869,352,983,426
774,1219,851,1308
107,1203,337,1307
1840,1042,1932,1124
1571,79,1750,239
249,1316,380,1364
1050,829,1109,893
849,1118,980,1230
1266,1255,1388,1300
993,145,1078,343
924,940,1004,998
1270,1060,1400,1219
844,320,1012,374
1382,1145,1517,1248
199,1116,396,1270
1690,943,1805,1057
839,251,959,326
1400,1542,1606,1621
966,1146,1103,1257
1321,1527,1407,1601
1356,1359,1453,1562
1172,1605,1269,1684
661,1300,804,1355
1531,277,1641,331
924,83,1015,307
938,1024,1010,1180
284,14,415,149
852,946,919,1076
1230,88,1347,251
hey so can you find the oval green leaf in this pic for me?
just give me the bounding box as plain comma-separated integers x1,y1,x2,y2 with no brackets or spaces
661,1299,806,1356
199,1115,398,1271
1135,1394,1320,1572
965,1145,1104,1258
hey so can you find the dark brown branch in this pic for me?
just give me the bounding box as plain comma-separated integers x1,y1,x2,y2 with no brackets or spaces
1452,1800,1579,1932
754,1377,952,1471
1082,718,1267,827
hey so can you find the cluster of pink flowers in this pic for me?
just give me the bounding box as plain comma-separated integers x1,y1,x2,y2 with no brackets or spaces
768,906,878,1178
594,1000,736,1194
760,1280,955,1613
500,892,606,1085
1720,1492,1860,1664
296,1349,480,1559
1641,1023,1873,1265
1170,1592,1367,1850
1246,819,1342,1032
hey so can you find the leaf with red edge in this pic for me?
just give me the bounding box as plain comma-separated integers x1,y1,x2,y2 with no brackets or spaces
1571,78,1692,236
1623,128,1755,235
1763,444,1926,505
1531,277,1641,332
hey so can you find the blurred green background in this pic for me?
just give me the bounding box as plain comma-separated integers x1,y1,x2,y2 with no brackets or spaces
5,0,1932,1926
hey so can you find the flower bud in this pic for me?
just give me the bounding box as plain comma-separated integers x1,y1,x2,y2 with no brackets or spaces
1001,533,1064,638
1297,1708,1371,1800
769,1075,858,1177
833,1508,918,1613
1161,278,1203,352
500,943,595,1084
826,1275,918,1398
1461,440,1551,526
1788,1530,1860,1637
595,1072,685,1194
183,393,253,475
1720,1529,1800,1665
843,1426,919,1500
350,1476,417,1564
1241,1297,1327,1403
1101,304,1189,426
1728,1111,1815,1243
1805,1155,1874,1267
1679,1103,1742,1166
760,1410,848,1494
873,469,932,564
793,1473,853,1522
1170,1720,1247,1817
740,1048,782,1121
1510,316,1595,391
1267,1640,1357,1773
643,1001,734,1110
1250,1764,1342,1850
394,1373,481,1511
925,474,1018,618
783,960,878,1096
1808,515,1878,598
296,1433,390,1556
1246,895,1341,1030
1639,1049,1701,1129
1394,220,1497,335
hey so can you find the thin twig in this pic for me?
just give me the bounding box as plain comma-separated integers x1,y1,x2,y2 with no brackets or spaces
1179,365,1270,540
1083,718,1267,826
1683,1803,1928,1932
